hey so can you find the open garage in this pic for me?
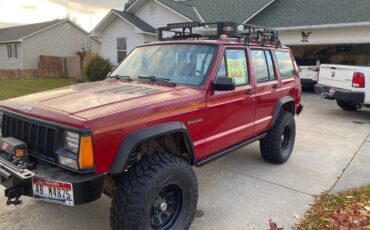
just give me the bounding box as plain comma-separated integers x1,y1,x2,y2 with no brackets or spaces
281,24,370,66
249,0,370,66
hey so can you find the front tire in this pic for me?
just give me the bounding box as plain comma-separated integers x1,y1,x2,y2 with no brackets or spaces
110,154,198,230
336,99,358,111
260,111,296,164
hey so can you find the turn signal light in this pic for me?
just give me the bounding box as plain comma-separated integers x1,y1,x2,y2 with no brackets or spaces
352,72,365,88
79,136,94,170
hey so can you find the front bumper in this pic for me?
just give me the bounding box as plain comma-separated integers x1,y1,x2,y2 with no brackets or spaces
0,153,104,206
315,84,365,104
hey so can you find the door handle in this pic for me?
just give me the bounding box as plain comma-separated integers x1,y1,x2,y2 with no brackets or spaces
245,89,256,94
272,84,281,89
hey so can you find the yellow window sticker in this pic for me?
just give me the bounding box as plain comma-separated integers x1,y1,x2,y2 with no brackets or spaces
227,59,247,85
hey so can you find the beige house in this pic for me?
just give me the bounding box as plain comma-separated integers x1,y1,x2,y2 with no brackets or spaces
0,19,101,70
249,0,370,65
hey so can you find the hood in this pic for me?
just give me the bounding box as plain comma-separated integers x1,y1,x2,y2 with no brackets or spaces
2,80,196,119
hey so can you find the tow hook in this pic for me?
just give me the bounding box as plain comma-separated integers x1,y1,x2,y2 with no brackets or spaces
5,187,24,206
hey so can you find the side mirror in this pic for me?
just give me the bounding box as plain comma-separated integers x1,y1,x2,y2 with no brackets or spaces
213,77,235,91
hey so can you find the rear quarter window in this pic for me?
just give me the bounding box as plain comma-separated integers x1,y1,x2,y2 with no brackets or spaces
275,51,296,79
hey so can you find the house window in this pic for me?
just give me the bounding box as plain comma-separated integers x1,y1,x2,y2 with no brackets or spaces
6,44,18,59
14,44,18,59
7,44,12,58
117,38,127,63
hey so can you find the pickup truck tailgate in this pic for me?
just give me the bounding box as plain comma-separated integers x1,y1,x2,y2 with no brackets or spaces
319,64,355,90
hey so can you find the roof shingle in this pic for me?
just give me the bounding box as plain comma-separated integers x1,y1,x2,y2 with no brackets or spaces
157,0,200,21
114,10,157,33
249,0,370,28
129,0,273,24
187,0,272,23
0,19,66,43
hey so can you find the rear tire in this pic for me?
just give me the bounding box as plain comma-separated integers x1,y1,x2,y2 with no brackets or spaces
260,111,296,164
336,99,358,111
110,154,198,230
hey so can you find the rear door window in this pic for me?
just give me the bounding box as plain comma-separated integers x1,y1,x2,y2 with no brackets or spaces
251,49,276,83
216,49,249,86
275,51,296,79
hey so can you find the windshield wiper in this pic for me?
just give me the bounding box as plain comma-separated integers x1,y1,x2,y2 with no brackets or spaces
137,76,176,87
109,75,132,81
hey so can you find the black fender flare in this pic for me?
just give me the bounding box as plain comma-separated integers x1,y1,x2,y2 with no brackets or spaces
271,96,295,127
110,122,195,174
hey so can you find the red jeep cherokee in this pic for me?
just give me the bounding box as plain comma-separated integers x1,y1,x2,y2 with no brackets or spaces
0,22,302,229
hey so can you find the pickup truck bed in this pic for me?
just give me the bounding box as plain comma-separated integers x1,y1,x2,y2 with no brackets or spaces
315,64,370,110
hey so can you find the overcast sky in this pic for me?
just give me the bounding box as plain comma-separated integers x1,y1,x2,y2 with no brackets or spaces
0,0,125,31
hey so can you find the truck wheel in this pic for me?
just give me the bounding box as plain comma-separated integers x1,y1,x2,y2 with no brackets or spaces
336,99,358,111
260,111,296,164
110,154,198,230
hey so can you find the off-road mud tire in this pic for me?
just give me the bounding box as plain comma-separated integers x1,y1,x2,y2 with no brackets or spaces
260,111,296,164
110,154,198,230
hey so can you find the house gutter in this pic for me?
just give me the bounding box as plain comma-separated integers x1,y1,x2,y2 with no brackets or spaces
0,40,22,44
275,21,370,31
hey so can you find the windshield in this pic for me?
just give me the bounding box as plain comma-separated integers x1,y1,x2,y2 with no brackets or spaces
111,44,217,86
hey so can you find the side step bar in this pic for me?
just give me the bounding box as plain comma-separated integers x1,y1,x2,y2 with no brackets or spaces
0,157,35,180
196,133,267,167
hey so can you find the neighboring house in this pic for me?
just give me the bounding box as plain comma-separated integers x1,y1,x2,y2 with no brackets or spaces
91,0,370,66
90,0,274,66
0,19,101,69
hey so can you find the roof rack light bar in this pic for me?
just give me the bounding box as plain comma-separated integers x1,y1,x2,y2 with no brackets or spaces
157,21,282,47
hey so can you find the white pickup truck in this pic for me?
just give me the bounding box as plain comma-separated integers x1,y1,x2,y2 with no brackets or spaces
315,64,370,111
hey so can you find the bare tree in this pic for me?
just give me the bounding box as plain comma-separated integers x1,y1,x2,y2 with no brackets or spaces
75,38,92,81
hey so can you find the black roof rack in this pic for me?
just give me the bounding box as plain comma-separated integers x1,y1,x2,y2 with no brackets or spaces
157,22,282,47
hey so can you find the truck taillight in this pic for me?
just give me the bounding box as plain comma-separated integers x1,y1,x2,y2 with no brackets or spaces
352,72,365,88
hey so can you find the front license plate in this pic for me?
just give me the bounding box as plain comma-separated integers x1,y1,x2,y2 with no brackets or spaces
32,178,74,206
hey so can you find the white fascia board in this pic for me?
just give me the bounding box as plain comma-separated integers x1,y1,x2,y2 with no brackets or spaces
126,0,147,13
244,0,275,24
154,0,192,22
193,7,205,23
0,40,22,44
20,19,69,41
276,21,370,31
90,9,116,36
112,11,144,33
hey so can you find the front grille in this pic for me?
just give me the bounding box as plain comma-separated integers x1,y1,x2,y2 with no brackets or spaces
2,114,56,159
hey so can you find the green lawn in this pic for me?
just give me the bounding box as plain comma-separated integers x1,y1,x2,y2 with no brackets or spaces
0,79,74,100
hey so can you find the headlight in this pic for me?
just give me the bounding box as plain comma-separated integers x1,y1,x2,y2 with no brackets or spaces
62,131,94,170
63,131,80,154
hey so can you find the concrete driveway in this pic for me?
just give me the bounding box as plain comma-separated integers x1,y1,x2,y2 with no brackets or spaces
1,92,369,230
